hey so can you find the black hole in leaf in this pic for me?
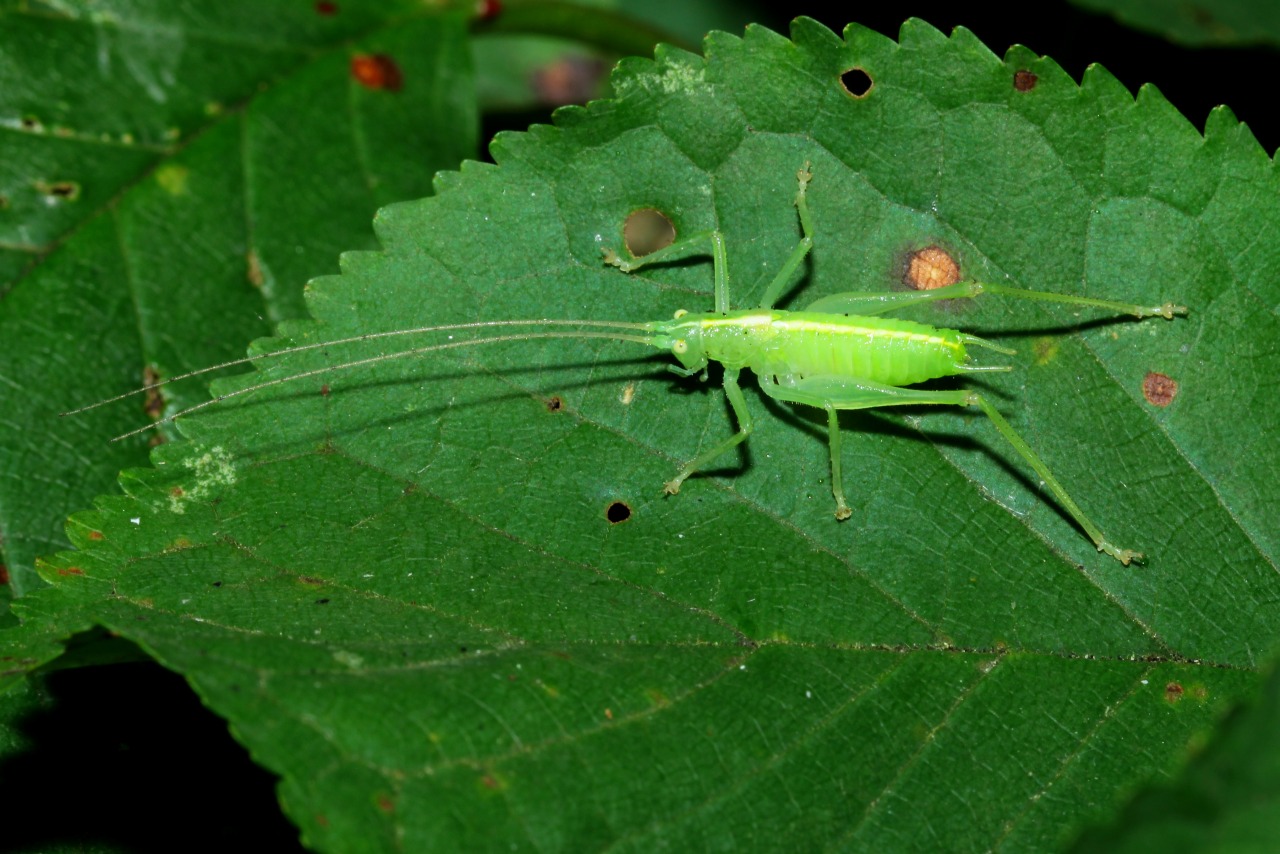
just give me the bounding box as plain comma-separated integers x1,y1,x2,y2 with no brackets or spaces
606,501,631,524
839,67,873,98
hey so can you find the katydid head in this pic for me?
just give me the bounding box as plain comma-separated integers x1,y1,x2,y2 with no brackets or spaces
650,309,709,374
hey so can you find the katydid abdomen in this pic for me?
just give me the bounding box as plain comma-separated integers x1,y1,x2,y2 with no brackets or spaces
686,310,971,387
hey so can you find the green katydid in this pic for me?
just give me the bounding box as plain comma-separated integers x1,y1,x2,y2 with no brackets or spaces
67,164,1186,564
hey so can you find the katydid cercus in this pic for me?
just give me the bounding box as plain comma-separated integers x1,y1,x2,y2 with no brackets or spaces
68,164,1187,565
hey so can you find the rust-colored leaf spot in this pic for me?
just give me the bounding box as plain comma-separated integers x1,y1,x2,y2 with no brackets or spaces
375,793,394,813
315,813,330,828
57,567,86,577
170,486,185,498
351,54,403,92
314,1,337,14
0,565,9,585
298,575,325,586
623,208,675,259
1165,681,1184,702
476,0,502,21
903,245,961,290
246,250,264,288
532,56,607,105
88,530,104,541
143,365,165,419
481,774,500,790
545,395,564,413
0,195,9,209
604,707,613,720
320,383,331,397
839,67,873,98
1143,372,1178,407
606,501,631,524
1013,70,1038,92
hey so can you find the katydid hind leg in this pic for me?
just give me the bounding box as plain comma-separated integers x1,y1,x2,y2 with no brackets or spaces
758,375,1140,562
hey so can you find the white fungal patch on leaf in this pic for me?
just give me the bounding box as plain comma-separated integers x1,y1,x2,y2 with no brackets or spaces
168,445,237,514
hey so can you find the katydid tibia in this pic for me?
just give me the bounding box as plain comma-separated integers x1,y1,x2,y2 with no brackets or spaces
67,164,1186,565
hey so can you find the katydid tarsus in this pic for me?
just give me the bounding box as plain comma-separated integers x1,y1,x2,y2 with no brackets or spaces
66,164,1187,565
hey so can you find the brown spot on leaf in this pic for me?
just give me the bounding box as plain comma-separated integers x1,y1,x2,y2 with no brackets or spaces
57,567,85,577
623,209,675,259
1143,372,1178,407
1165,681,1184,702
903,245,961,290
839,67,873,98
298,575,325,586
1013,70,1038,92
170,486,185,498
375,793,394,813
545,395,564,413
475,0,502,20
314,1,337,13
532,55,606,105
143,366,165,419
606,501,631,524
88,530,104,541
0,565,8,585
246,250,264,288
351,54,403,92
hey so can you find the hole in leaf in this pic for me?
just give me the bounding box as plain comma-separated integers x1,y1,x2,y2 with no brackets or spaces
623,209,675,258
315,598,330,605
606,501,631,524
36,180,80,202
1013,70,1038,92
350,54,403,92
839,67,873,98
545,395,564,413
901,245,960,290
1143,372,1178,407
20,115,42,132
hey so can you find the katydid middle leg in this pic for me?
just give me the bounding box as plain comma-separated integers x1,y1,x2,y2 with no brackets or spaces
757,373,1142,564
663,367,755,496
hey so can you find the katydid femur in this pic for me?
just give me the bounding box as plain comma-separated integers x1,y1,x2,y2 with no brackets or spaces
68,164,1186,565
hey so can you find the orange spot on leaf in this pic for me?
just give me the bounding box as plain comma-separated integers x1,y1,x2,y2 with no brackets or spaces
351,54,403,92
57,567,86,577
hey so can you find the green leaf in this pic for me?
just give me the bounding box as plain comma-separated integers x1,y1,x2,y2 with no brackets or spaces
8,15,1280,852
1071,657,1280,851
0,1,477,595
1071,0,1280,46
